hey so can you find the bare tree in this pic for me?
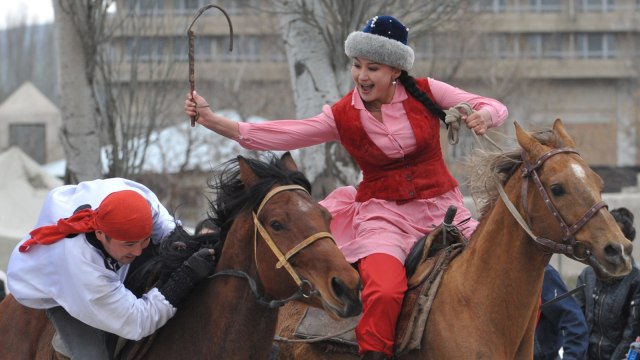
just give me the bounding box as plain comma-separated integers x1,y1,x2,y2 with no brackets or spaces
53,0,104,182
54,0,188,183
270,0,469,199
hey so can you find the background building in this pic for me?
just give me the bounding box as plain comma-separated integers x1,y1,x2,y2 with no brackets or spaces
108,0,640,189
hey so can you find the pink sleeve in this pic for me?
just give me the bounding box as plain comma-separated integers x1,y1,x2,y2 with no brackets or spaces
427,78,509,128
236,105,340,151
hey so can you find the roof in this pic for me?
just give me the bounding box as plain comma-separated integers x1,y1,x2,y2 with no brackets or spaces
0,82,58,116
0,146,63,271
0,146,62,237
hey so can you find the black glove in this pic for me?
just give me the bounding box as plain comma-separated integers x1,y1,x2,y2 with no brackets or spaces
157,248,215,306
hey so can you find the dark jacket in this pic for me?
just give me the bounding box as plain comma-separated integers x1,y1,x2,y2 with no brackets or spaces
535,265,588,360
574,262,640,360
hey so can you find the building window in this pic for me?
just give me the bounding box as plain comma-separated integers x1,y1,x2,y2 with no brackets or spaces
173,0,208,15
526,34,563,59
575,33,616,59
470,0,507,13
126,37,166,63
10,124,46,164
528,0,562,12
124,0,165,15
216,0,255,15
576,0,614,12
494,34,520,59
172,36,213,61
414,33,469,59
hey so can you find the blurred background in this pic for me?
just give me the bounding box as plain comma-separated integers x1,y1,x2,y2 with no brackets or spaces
0,0,639,283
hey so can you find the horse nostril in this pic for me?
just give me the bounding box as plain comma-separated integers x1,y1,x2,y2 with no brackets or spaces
331,277,347,300
604,244,621,259
331,277,363,317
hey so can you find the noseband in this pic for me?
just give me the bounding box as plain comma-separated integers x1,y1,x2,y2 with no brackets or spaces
519,147,607,258
210,184,335,308
252,184,335,290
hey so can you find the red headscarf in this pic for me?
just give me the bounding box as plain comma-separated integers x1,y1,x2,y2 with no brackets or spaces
19,190,153,252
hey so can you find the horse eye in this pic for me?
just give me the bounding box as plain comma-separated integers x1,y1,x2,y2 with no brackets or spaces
550,184,565,196
270,220,284,231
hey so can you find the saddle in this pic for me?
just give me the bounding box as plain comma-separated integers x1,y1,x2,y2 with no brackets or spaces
292,219,466,356
51,331,154,360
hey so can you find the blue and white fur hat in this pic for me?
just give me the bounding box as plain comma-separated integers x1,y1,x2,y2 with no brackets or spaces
344,15,414,71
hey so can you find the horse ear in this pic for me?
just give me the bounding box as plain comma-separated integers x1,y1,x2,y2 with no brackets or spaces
238,156,259,188
280,152,299,172
552,118,577,148
515,121,545,159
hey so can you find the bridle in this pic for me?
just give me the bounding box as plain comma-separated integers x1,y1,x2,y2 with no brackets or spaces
210,184,336,308
446,104,606,259
252,185,335,287
497,147,607,259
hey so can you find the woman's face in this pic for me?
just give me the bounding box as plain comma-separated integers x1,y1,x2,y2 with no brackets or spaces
351,57,401,106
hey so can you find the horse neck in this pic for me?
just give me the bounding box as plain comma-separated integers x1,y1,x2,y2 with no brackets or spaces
154,212,279,359
458,174,550,301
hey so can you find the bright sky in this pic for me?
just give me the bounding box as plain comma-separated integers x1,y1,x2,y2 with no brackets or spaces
0,0,54,29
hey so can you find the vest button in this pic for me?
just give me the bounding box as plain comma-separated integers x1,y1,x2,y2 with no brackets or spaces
409,191,415,196
406,175,412,181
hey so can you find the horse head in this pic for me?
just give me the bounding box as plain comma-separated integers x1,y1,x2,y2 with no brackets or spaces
515,118,632,279
220,152,362,318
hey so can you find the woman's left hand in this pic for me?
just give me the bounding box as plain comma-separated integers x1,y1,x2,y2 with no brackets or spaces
462,109,491,135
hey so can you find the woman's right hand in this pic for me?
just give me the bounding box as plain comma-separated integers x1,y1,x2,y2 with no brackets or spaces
183,91,240,139
184,91,212,123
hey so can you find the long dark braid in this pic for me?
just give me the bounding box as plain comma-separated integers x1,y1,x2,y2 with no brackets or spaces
398,71,447,126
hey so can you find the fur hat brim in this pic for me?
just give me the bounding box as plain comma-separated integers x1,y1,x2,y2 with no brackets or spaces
345,31,414,71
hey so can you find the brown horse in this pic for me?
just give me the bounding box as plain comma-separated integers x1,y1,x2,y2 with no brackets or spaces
275,120,633,359
0,152,362,360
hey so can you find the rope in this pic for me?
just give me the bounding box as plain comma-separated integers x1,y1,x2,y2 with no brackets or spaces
443,102,472,145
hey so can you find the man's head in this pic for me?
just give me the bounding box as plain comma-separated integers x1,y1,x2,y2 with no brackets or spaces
610,207,635,242
195,218,219,235
93,190,153,264
21,189,153,255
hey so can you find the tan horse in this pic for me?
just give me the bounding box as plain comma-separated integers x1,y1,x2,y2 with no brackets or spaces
275,120,633,359
0,152,362,360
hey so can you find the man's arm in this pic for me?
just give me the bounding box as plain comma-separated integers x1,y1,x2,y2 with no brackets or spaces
544,266,589,359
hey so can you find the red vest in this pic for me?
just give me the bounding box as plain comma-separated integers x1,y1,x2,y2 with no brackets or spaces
332,78,457,202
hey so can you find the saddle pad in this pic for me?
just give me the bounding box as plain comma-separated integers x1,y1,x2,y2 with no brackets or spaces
293,306,360,348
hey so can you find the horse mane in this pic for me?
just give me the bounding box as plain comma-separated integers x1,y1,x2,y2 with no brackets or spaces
467,128,570,219
124,226,221,297
124,152,310,298
207,152,312,243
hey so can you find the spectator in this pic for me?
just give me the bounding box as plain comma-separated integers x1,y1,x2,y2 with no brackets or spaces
535,264,588,360
194,218,219,235
574,207,640,360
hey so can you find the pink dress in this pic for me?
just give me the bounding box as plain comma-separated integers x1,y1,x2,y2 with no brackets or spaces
235,78,508,263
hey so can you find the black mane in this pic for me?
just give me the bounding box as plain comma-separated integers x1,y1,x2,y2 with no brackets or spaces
207,152,312,242
124,226,220,297
124,152,311,297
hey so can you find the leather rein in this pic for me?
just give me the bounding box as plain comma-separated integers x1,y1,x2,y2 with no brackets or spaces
496,147,607,259
209,185,335,308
